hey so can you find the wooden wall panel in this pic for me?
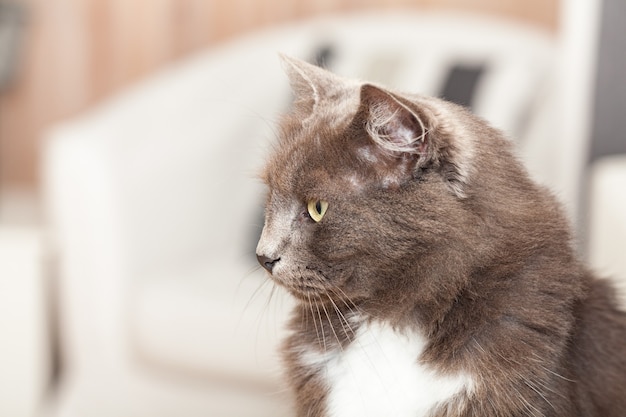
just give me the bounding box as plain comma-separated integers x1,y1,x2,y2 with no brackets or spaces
0,0,558,188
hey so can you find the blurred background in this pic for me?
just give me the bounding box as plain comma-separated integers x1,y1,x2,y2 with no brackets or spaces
0,0,624,416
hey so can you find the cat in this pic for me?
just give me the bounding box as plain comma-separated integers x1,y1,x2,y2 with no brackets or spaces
255,55,626,417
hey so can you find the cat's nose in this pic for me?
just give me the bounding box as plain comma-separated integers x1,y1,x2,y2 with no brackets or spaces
257,254,280,274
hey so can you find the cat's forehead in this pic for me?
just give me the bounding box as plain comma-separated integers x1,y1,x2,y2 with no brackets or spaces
262,117,366,198
310,90,361,130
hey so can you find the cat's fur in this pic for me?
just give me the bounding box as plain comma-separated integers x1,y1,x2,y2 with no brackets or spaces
256,55,626,417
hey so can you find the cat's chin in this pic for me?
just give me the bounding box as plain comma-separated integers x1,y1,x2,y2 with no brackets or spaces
270,271,363,307
282,284,329,302
268,269,335,301
275,281,342,304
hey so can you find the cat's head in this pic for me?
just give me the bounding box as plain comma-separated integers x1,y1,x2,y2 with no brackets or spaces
256,55,517,308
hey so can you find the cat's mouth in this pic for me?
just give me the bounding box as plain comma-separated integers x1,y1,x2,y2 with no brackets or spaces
271,268,336,301
281,280,330,301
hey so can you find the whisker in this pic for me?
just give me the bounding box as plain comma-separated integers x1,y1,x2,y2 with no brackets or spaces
522,378,554,412
314,299,328,352
307,293,322,350
240,275,273,316
235,275,278,369
540,365,577,383
321,294,343,351
301,300,309,331
500,356,553,415
332,286,362,314
509,382,543,417
252,282,279,355
327,288,356,339
236,264,264,295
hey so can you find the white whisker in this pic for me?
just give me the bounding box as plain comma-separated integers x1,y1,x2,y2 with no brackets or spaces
326,291,355,341
321,296,343,351
307,293,322,350
314,299,328,352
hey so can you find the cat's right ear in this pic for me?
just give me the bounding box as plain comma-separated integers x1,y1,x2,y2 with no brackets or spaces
355,84,472,197
353,84,434,188
359,84,431,157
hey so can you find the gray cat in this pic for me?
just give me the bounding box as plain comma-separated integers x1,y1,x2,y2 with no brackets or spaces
255,55,626,417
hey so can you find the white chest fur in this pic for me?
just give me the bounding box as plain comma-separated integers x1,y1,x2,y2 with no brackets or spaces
301,321,473,417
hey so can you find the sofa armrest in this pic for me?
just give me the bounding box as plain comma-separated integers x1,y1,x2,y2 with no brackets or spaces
0,226,48,417
588,155,626,304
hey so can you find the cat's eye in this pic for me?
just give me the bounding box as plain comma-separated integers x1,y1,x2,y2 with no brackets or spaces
307,199,329,222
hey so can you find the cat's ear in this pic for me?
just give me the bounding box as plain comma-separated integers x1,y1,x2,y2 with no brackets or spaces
356,84,432,187
359,84,430,156
357,84,470,197
279,54,355,119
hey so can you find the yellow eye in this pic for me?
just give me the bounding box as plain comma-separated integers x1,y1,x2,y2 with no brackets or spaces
307,199,329,222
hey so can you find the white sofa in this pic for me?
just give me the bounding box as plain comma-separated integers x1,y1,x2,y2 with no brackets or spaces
41,11,619,417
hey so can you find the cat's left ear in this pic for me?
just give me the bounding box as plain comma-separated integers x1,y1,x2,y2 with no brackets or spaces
279,54,357,121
